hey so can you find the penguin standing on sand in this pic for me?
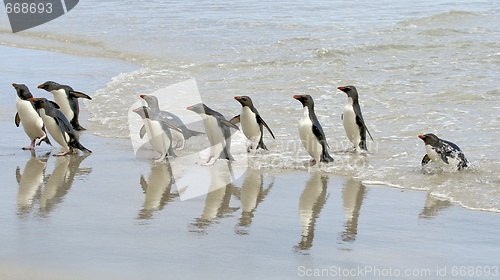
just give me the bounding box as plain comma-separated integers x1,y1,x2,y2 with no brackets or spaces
132,106,182,162
38,81,92,131
30,98,91,156
418,133,468,170
231,96,275,153
338,86,373,151
186,103,239,165
13,83,51,150
140,94,203,149
293,95,333,164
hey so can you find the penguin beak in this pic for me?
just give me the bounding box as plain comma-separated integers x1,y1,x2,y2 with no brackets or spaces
12,83,17,88
132,108,139,113
37,85,43,89
140,95,146,99
418,135,426,139
338,86,348,93
234,96,241,100
293,95,301,100
30,98,37,102
186,106,193,110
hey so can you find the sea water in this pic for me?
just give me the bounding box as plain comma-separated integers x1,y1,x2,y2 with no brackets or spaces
1,0,499,213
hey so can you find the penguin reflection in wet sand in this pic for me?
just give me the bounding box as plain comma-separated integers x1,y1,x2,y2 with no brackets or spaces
231,96,275,153
133,106,182,162
30,98,91,156
187,103,239,165
418,133,468,170
13,83,51,150
38,81,92,131
140,94,203,149
293,95,333,165
338,86,373,151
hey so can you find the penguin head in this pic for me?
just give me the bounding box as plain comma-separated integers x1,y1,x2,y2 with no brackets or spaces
234,96,254,107
132,106,151,119
338,86,359,101
30,97,53,110
418,134,440,147
140,94,159,107
12,83,33,100
186,103,207,115
293,94,314,108
38,81,62,92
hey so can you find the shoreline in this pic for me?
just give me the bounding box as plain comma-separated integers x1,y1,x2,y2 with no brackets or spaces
1,43,500,280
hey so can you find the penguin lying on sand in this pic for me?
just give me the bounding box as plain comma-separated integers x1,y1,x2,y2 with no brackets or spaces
13,83,51,150
338,86,373,151
418,133,468,170
293,94,333,165
38,81,92,131
133,106,182,162
187,103,239,165
231,95,275,153
30,98,91,156
140,94,203,150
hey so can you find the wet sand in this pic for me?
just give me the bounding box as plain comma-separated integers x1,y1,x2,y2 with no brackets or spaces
1,45,500,279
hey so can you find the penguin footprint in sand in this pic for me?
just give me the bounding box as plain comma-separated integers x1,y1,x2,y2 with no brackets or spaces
30,98,91,156
418,133,468,171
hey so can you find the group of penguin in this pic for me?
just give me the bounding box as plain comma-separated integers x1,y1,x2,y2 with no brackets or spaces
129,85,469,170
13,81,92,156
14,80,468,170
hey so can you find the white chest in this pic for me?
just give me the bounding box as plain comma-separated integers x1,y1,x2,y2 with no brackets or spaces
201,114,225,146
425,145,459,170
40,109,69,150
240,107,261,141
51,89,74,121
143,119,171,155
343,98,361,146
298,107,322,160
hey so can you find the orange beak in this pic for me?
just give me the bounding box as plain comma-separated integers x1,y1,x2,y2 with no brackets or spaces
140,95,146,98
418,135,425,139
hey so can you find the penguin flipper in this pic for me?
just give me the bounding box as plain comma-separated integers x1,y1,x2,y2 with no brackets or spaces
421,154,431,166
220,118,240,130
70,91,92,100
439,153,449,164
161,121,182,134
356,115,374,141
15,112,20,127
139,125,146,139
312,124,327,147
256,115,275,139
230,115,241,125
49,101,60,109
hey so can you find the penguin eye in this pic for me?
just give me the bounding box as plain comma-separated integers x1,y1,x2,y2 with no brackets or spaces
243,98,247,101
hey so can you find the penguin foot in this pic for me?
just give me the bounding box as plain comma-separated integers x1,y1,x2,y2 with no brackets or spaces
154,154,166,162
22,140,36,150
309,158,317,166
175,141,185,150
197,157,216,166
35,136,47,146
54,148,74,156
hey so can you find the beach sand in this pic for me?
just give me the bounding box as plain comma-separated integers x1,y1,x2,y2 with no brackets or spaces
1,45,499,279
